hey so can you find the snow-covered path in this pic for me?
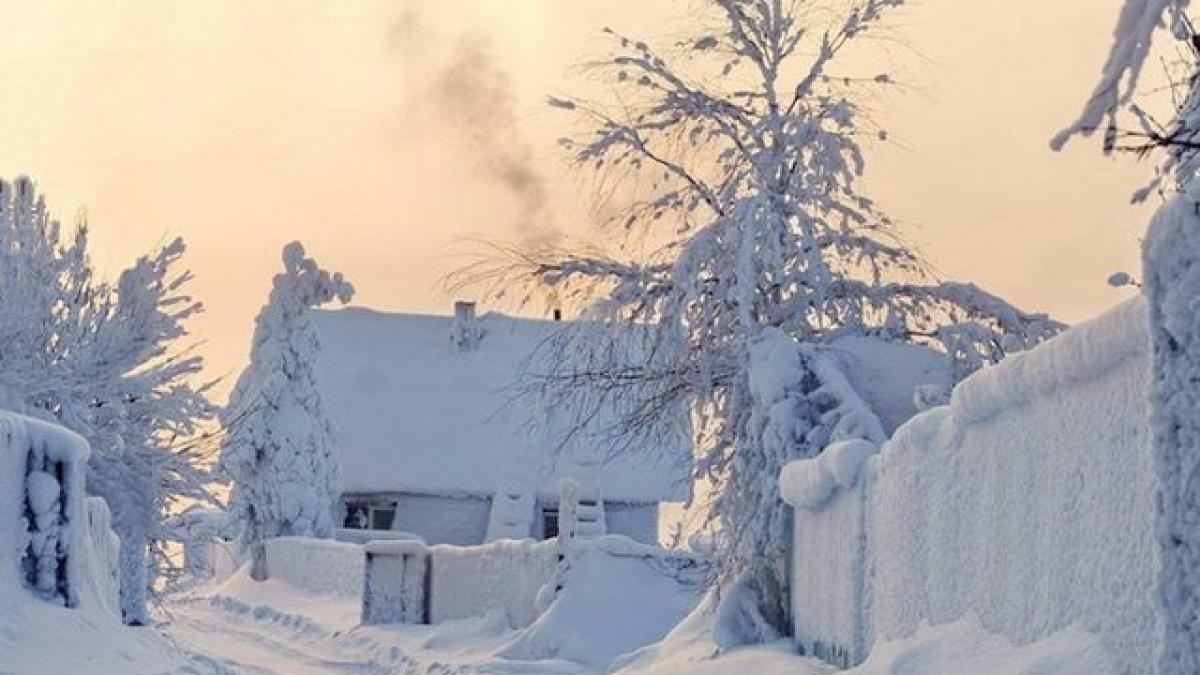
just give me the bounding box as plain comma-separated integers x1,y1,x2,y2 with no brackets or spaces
164,600,390,675
158,589,594,675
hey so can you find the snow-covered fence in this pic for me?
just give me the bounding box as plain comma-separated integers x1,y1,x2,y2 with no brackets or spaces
783,297,1157,672
263,537,365,597
333,528,423,546
360,537,557,628
429,538,558,628
362,540,428,625
185,538,241,583
80,496,121,615
360,534,706,634
0,411,104,609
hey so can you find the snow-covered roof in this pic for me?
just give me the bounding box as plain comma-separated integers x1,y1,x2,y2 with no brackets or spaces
310,308,691,503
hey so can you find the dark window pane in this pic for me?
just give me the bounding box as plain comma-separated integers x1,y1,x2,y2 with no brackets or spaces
344,504,370,529
373,507,396,531
542,508,559,539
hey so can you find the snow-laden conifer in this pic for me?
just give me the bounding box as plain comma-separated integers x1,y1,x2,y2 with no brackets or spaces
220,242,354,581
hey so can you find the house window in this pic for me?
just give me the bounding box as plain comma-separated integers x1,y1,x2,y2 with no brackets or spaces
542,507,559,540
343,500,398,530
371,505,396,531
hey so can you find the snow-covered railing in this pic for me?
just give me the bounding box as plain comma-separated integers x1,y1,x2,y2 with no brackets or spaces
0,411,95,608
782,297,1157,671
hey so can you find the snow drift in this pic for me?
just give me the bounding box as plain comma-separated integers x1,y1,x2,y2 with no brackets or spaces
499,536,708,670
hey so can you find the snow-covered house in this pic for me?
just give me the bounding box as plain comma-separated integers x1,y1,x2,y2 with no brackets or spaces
309,302,692,546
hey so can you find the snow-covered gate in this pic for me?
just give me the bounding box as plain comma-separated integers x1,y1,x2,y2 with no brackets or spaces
0,410,118,611
783,292,1160,671
361,538,557,628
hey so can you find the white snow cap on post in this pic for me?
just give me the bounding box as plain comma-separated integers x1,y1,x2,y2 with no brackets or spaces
450,300,483,352
780,439,878,511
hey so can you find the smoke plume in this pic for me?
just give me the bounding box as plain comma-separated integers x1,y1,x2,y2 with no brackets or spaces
389,11,559,245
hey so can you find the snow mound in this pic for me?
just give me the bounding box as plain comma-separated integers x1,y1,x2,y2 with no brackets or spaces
499,536,706,670
780,439,877,511
615,617,1115,675
851,618,1116,675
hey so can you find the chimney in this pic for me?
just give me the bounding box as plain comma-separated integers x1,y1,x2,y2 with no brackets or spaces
450,300,482,352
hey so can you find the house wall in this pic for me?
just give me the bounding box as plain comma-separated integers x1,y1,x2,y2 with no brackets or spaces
346,491,662,545
605,502,659,545
782,297,1158,673
395,493,491,546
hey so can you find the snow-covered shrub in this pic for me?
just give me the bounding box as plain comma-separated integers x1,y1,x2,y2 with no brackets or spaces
220,242,354,580
782,297,1157,671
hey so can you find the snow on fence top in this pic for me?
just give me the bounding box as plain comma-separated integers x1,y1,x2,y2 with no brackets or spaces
782,296,1148,512
310,308,691,503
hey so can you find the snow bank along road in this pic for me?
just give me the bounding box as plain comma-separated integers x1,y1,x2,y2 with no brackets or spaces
161,594,593,675
165,599,390,675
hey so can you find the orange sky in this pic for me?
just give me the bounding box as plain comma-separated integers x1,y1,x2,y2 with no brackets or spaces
0,0,1161,397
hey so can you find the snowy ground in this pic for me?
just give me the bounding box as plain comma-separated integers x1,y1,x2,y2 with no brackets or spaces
2,563,1119,674
140,572,1118,675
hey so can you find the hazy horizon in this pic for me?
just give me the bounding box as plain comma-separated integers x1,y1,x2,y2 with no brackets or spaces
0,0,1159,397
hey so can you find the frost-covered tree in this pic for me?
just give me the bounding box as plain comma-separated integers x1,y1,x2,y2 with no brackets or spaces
220,242,354,581
458,0,1062,639
0,177,216,624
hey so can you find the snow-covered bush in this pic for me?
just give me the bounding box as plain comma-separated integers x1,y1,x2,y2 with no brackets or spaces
220,242,354,580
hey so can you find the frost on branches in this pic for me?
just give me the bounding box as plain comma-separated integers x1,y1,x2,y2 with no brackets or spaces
0,177,215,624
1053,0,1190,152
1053,0,1200,201
459,0,1063,640
220,242,354,581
